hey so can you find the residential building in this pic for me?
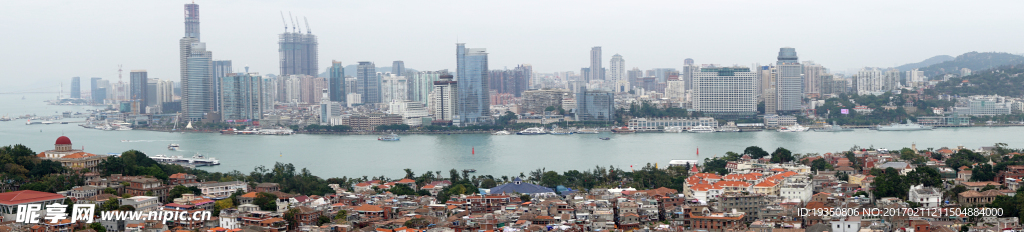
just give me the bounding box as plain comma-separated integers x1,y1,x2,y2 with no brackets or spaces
775,47,803,114
381,73,407,103
589,46,603,82
954,95,1014,116
319,89,331,124
693,66,757,117
856,67,884,94
609,54,625,83
410,71,442,106
125,178,171,202
212,60,232,110
198,181,248,198
388,101,429,126
575,87,614,121
219,73,262,122
121,196,161,212
803,61,823,96
456,43,491,125
521,89,569,114
908,184,942,208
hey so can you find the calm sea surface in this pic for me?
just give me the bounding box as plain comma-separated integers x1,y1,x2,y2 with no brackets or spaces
2,93,1022,179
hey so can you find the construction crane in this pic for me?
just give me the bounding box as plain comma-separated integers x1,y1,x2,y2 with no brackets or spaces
304,17,310,33
295,15,302,33
279,11,287,32
288,12,296,33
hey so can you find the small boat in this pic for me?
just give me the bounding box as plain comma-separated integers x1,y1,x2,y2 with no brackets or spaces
378,133,400,141
517,127,548,135
491,130,511,135
599,137,611,140
576,128,600,134
168,144,180,150
463,169,477,173
688,126,715,133
0,114,10,121
121,140,130,142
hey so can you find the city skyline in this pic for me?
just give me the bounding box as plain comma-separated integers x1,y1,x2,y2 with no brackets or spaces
3,1,1024,90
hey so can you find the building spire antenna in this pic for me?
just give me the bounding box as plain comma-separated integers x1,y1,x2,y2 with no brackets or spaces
304,16,310,34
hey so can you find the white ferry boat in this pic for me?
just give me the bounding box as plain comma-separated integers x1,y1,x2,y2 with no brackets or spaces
688,126,716,133
378,133,401,141
778,124,809,132
168,144,180,150
517,127,548,135
151,153,219,166
491,130,511,135
576,128,600,134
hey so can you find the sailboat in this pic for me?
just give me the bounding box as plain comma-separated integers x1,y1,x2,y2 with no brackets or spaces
185,121,193,129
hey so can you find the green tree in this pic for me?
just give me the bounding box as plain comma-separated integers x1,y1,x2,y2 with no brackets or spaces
388,184,417,196
770,147,795,163
810,158,833,171
334,210,348,221
480,179,498,189
88,222,107,232
744,146,770,159
99,198,120,212
253,192,278,211
317,215,331,226
520,194,531,202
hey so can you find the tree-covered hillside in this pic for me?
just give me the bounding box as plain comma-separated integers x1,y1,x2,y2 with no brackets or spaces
918,52,1024,77
925,65,1024,97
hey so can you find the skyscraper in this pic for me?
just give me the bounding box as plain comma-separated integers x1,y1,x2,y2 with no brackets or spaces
184,3,200,40
456,43,490,125
432,74,458,122
410,71,441,106
381,73,407,103
392,61,405,76
129,70,148,114
856,67,883,94
609,54,625,83
775,47,803,114
213,60,232,110
90,77,102,103
356,62,380,104
319,88,331,124
220,73,262,121
278,22,318,76
589,46,603,82
328,61,345,102
802,61,823,96
70,77,81,99
183,42,213,121
692,67,757,116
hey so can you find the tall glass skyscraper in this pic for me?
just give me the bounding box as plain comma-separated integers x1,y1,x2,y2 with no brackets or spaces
356,61,380,104
456,43,490,125
184,42,213,121
775,47,803,113
129,71,148,114
329,61,345,102
70,77,81,99
220,73,262,121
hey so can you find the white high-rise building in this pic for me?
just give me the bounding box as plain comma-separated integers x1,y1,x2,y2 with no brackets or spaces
609,54,625,83
319,89,331,124
431,74,458,122
381,73,408,103
284,76,302,104
856,68,884,94
775,48,803,113
884,68,901,91
692,66,757,115
802,61,824,96
906,69,926,88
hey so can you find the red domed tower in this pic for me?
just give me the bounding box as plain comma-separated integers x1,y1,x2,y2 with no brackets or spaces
55,136,72,152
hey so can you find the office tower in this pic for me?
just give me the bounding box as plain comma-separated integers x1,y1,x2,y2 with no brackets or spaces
589,46,603,82
884,68,901,91
775,47,803,114
609,54,625,83
94,79,110,104
856,67,883,94
653,68,676,83
345,77,358,98
431,74,458,122
392,61,405,76
129,70,148,114
683,62,697,91
212,60,232,110
70,77,81,99
356,62,380,104
381,73,407,103
156,79,174,112
575,87,614,121
758,65,777,114
580,67,591,83
456,43,490,125
319,89,331,124
803,61,823,96
278,22,318,76
261,77,276,111
328,61,345,102
220,73,263,121
147,79,158,108
183,42,213,121
627,68,643,91
184,3,200,40
692,66,757,116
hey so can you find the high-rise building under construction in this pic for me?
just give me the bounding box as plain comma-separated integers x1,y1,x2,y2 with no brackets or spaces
278,16,318,76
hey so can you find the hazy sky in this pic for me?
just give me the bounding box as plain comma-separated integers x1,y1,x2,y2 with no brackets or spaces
3,0,1023,92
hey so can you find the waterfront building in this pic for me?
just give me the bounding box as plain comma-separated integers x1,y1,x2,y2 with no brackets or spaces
130,70,148,114
71,77,81,98
917,114,971,126
775,48,803,114
341,113,403,131
431,74,458,123
183,42,213,121
954,95,1014,116
456,43,490,125
36,136,108,173
692,66,757,117
627,117,718,132
381,73,407,103
521,89,570,114
220,73,263,122
388,101,429,126
589,46,603,82
357,62,381,104
278,25,318,76
575,87,614,121
328,61,344,102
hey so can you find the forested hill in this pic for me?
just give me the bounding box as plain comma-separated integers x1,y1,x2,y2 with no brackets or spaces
925,65,1024,97
896,55,953,72
918,52,1024,77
